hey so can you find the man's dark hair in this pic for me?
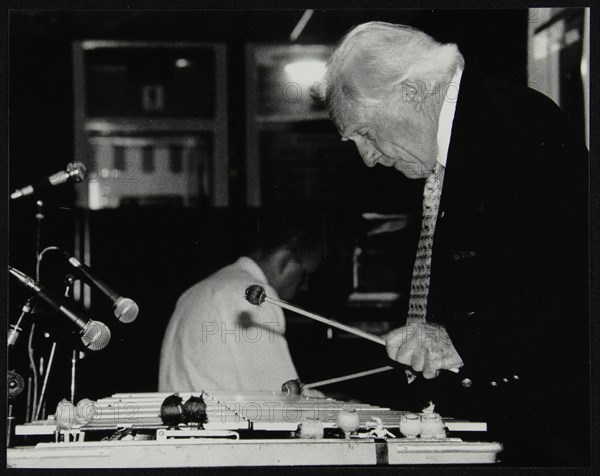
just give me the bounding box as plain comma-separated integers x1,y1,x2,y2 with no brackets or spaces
247,222,323,264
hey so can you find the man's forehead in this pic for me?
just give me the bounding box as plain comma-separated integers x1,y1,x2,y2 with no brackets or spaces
329,92,361,133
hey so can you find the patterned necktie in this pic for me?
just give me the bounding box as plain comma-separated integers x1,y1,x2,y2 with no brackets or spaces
407,162,445,324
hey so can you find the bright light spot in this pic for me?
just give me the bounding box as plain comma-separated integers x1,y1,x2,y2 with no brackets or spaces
284,60,326,85
565,29,580,46
175,58,192,68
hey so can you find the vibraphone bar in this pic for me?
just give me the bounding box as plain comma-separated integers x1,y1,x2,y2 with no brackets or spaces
7,391,502,467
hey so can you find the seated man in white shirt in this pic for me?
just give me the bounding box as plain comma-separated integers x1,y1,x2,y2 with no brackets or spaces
158,225,322,393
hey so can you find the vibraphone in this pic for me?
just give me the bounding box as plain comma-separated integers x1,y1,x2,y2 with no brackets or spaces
8,391,502,467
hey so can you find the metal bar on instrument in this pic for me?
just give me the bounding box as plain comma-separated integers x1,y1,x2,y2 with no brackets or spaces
263,296,386,346
304,365,395,389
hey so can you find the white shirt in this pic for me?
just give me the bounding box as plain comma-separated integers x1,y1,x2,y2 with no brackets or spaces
158,257,299,392
436,67,463,168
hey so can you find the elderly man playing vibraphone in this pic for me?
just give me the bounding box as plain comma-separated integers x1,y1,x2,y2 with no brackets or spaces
314,22,589,466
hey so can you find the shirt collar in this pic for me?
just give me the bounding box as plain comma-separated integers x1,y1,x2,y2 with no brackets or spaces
436,67,463,168
237,256,269,284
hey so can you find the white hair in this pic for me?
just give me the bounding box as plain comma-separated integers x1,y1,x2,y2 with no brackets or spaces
316,22,464,128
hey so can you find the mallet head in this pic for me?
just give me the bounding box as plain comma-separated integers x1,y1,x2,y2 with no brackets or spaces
245,285,267,306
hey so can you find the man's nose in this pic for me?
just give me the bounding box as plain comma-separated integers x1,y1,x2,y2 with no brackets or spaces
356,142,377,167
361,155,378,168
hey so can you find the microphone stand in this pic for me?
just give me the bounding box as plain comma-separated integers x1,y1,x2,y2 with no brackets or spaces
7,299,30,447
64,275,81,404
6,371,25,448
8,301,34,426
34,341,56,421
7,404,14,448
35,200,44,264
23,200,47,422
33,275,77,421
28,242,62,422
22,201,46,422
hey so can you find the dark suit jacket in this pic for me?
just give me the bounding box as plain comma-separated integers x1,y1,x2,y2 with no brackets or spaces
406,69,589,465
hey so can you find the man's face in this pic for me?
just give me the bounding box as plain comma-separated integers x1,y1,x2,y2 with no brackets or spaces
338,91,439,179
275,255,319,301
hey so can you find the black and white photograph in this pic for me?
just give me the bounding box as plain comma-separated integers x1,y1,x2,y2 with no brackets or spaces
4,3,593,470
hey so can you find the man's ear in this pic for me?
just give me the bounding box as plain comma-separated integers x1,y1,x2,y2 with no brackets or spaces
399,80,419,104
273,248,295,274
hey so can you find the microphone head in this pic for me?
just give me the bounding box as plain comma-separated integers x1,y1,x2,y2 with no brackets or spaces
67,162,87,183
113,297,139,323
81,320,111,351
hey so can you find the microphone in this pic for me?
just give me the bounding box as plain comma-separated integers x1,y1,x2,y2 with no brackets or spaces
8,267,111,351
7,371,25,400
62,254,139,323
10,161,87,200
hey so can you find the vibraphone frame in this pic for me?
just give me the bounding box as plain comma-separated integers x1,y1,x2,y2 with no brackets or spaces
7,391,502,467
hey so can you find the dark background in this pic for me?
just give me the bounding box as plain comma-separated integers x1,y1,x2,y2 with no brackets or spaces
8,9,531,414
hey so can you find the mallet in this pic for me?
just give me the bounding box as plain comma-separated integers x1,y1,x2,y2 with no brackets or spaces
245,285,385,345
245,284,460,377
304,365,395,389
